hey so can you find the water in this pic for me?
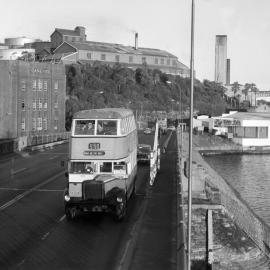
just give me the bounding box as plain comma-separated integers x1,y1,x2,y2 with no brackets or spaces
204,154,270,226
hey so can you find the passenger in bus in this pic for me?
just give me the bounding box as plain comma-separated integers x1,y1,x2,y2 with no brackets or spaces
85,163,95,173
97,122,104,134
86,122,94,135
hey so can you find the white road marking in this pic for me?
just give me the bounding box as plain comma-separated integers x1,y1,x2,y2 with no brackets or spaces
0,171,64,211
42,232,50,240
17,259,25,266
11,168,27,175
58,215,66,223
49,156,58,160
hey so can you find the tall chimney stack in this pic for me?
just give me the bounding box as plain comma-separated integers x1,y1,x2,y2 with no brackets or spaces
135,32,138,50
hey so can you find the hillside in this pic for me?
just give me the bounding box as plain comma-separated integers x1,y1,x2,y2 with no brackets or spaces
65,62,227,130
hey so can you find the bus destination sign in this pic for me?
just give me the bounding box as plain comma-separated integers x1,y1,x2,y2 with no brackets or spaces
83,150,105,156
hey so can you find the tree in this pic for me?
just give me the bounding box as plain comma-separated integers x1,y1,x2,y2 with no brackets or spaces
242,83,251,101
231,81,241,98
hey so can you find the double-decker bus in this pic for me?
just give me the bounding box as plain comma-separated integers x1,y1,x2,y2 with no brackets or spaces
64,108,137,220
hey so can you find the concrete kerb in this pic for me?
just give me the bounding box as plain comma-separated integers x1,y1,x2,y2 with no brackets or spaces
176,128,187,270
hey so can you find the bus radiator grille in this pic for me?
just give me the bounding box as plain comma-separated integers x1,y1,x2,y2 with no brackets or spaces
83,181,104,200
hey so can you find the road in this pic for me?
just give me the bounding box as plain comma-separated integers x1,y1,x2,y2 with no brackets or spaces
0,131,177,270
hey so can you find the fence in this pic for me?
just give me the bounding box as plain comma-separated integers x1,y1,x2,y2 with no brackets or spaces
27,132,70,147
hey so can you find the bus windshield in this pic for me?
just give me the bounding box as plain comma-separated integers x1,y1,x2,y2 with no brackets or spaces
75,120,95,135
97,120,117,135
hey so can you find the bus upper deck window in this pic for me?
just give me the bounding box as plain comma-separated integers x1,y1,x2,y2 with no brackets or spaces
100,162,112,173
75,120,95,135
97,120,117,135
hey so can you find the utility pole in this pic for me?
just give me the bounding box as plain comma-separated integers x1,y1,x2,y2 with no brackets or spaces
187,0,195,269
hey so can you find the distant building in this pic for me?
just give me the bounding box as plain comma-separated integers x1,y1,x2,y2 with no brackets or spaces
0,60,66,150
226,58,230,85
50,26,87,50
4,37,40,48
210,112,270,147
215,35,228,85
0,48,35,60
46,26,189,77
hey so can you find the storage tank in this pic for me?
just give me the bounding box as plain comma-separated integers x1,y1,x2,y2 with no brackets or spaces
4,37,39,48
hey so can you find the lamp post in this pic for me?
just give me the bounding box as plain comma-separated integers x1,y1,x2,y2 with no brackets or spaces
188,0,195,269
92,91,104,108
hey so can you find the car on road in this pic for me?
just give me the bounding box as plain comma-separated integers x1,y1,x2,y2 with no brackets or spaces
137,144,152,164
143,128,152,134
167,125,176,131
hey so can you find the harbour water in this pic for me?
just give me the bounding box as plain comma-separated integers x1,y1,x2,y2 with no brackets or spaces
204,154,270,226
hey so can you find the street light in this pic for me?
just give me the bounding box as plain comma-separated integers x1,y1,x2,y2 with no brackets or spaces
188,0,195,270
92,91,104,108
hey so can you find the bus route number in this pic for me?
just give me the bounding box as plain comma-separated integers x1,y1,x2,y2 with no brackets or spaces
88,143,100,150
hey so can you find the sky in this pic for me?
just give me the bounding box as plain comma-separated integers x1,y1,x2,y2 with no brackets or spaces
1,0,270,90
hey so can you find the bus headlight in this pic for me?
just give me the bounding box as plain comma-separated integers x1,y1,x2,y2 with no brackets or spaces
64,194,71,202
116,197,123,203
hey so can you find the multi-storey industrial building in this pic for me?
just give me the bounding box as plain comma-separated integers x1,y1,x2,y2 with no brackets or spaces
215,35,229,85
0,60,66,150
42,26,190,77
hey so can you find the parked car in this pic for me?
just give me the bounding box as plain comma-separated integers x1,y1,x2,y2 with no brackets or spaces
137,144,152,164
143,128,152,134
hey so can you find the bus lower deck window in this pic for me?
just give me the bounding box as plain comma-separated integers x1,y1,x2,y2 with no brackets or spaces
70,162,95,173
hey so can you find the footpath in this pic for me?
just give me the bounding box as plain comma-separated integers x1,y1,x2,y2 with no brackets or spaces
181,132,270,269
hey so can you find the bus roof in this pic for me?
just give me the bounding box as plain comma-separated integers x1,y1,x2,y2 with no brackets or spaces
73,108,134,119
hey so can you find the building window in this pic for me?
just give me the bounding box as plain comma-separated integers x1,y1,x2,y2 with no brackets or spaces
44,80,47,91
142,57,146,64
172,59,177,66
258,127,268,138
160,58,164,65
21,118,26,131
87,53,91,59
38,98,42,111
37,117,42,131
72,37,76,42
54,118,58,130
54,81,58,90
44,99,47,111
101,54,106,61
167,59,170,65
38,79,42,91
43,118,47,131
21,99,25,111
115,55,120,62
32,118,36,131
155,58,158,65
54,95,58,108
21,80,26,91
32,99,36,111
32,80,36,90
129,56,133,63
